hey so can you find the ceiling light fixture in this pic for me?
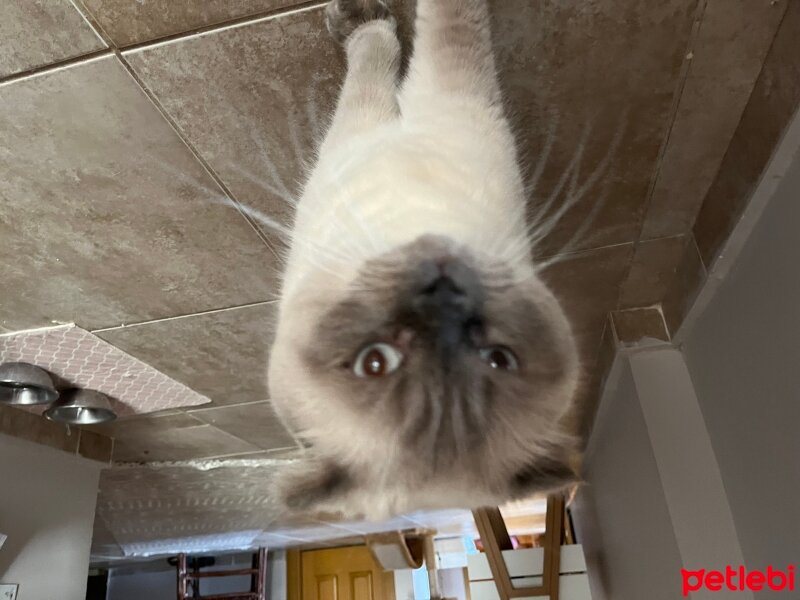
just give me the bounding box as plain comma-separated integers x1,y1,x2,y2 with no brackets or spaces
0,362,59,406
44,388,117,425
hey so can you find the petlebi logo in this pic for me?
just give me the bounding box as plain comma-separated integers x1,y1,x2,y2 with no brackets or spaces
682,565,796,596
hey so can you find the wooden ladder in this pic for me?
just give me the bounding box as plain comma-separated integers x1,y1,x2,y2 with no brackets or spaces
176,548,268,600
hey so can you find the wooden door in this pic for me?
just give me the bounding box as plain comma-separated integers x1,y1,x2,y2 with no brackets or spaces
289,545,396,600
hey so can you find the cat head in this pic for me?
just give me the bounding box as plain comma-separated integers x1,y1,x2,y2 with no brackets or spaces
268,233,580,502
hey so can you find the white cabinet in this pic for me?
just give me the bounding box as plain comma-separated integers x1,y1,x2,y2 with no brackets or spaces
466,545,592,600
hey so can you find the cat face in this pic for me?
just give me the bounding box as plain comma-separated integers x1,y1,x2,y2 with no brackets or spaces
269,233,580,491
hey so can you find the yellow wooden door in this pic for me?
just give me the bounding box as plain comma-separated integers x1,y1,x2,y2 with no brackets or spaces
292,546,396,600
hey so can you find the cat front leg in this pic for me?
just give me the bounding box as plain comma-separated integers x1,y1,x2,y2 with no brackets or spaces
399,0,502,111
318,0,401,154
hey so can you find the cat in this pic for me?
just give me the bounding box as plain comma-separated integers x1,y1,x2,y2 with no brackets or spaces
267,0,581,520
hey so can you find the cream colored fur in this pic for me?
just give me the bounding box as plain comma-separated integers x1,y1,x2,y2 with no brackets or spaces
268,1,579,519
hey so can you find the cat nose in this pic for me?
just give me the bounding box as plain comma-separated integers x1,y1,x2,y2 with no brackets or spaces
414,257,478,308
420,274,465,302
414,275,473,331
413,276,472,357
408,258,483,361
411,259,480,327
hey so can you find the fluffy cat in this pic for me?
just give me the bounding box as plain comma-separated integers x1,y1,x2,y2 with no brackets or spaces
268,0,581,520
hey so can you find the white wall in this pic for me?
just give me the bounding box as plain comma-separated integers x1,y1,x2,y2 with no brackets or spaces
572,118,800,599
682,138,800,597
107,551,287,600
0,433,102,600
571,360,684,600
108,564,250,600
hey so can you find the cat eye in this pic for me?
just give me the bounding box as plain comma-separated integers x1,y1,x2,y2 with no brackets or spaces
353,343,404,378
479,346,519,371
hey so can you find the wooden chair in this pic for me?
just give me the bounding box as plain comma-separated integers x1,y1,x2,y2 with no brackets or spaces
471,495,566,600
176,548,267,600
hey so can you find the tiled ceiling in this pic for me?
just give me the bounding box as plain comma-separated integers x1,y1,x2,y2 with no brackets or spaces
91,459,479,561
2,0,799,560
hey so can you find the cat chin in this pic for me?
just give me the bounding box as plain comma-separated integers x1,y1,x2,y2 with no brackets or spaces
271,442,581,521
272,464,499,521
274,475,580,523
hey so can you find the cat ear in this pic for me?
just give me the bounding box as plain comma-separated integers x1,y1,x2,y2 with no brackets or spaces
509,450,581,498
275,460,352,513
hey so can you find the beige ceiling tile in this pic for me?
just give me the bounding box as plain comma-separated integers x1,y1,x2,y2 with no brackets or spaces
98,303,277,407
694,1,800,268
495,0,698,255
83,411,203,438
80,0,299,47
123,8,344,240
0,0,105,78
0,56,280,333
77,429,114,463
662,235,706,336
97,463,283,548
90,511,124,561
266,524,358,544
540,243,633,359
0,403,79,455
191,401,296,450
618,235,688,309
403,508,475,532
640,0,787,239
113,422,259,462
262,446,304,459
323,516,421,536
612,307,670,346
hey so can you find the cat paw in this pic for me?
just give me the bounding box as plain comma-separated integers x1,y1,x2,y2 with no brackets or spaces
325,0,395,44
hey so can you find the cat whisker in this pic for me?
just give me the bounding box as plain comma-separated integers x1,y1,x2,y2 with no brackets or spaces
527,111,628,254
306,77,323,138
213,196,292,238
286,103,311,172
215,197,362,269
156,159,226,199
226,163,298,207
246,126,297,200
526,122,594,244
533,112,630,265
525,109,561,198
535,188,612,273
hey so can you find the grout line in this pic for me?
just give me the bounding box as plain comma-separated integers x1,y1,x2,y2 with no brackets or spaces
68,0,114,47
606,313,619,349
0,322,74,338
112,51,284,261
0,2,326,88
119,1,328,55
535,240,634,263
630,0,709,246
613,304,665,314
610,0,708,316
111,453,297,468
691,231,709,279
637,232,690,245
0,50,113,87
90,298,277,333
188,399,272,413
